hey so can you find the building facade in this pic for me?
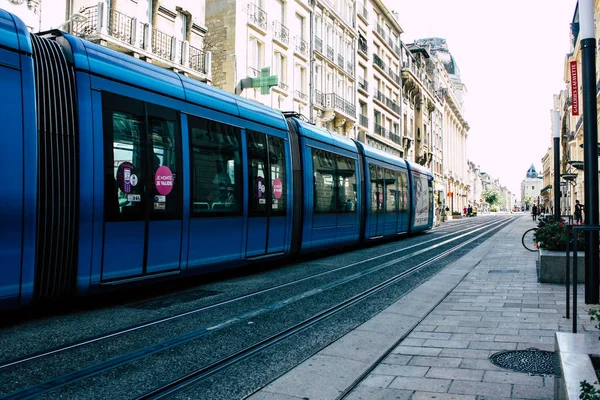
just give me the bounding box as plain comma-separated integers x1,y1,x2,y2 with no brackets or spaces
521,164,543,210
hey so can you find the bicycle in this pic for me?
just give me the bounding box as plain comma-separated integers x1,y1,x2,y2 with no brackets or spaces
522,228,538,252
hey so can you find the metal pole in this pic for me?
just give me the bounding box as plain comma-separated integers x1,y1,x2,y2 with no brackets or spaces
580,0,599,304
308,0,314,123
553,111,561,222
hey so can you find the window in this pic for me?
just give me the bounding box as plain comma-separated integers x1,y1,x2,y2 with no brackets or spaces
103,94,182,221
248,37,263,73
295,13,305,40
312,148,356,214
385,169,397,213
274,51,286,86
295,64,306,96
275,0,284,24
189,116,242,215
370,164,382,213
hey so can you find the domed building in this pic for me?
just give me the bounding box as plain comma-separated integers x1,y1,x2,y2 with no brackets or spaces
521,164,543,210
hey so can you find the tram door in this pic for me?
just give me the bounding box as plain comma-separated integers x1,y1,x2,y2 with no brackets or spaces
101,94,183,281
369,164,385,237
246,131,287,258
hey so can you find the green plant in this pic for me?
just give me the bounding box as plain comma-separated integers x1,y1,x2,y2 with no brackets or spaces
580,309,600,399
533,221,586,251
451,211,461,216
581,380,600,399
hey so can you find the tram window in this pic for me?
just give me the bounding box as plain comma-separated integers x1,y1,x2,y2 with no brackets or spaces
385,168,396,213
398,170,409,213
313,149,335,213
269,136,287,216
335,154,356,213
370,164,383,213
106,110,145,220
149,116,180,216
189,116,242,215
248,131,268,215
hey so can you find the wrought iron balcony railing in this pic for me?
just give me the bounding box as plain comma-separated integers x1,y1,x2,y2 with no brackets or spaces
272,21,289,45
359,114,368,128
337,54,344,68
247,3,267,30
295,36,308,58
358,40,368,55
107,8,135,45
358,77,369,92
71,5,209,76
324,93,356,117
151,27,176,61
314,90,325,107
315,36,323,53
373,53,385,69
327,46,334,61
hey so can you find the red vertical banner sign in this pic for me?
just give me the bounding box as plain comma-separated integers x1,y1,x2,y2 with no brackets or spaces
571,60,579,116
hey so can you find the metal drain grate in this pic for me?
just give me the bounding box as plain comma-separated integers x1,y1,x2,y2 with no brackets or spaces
489,348,558,375
488,269,520,274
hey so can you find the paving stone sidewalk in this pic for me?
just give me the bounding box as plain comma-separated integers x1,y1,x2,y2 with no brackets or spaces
250,216,598,400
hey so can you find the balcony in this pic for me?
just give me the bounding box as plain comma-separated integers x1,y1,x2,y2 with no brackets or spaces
346,60,354,75
151,28,177,61
295,36,309,59
272,21,289,46
71,4,210,80
327,46,334,62
374,90,401,115
337,54,344,69
315,36,323,53
359,114,368,128
247,3,267,31
358,77,369,93
275,81,289,93
375,22,387,41
325,93,356,117
314,90,325,107
358,40,368,57
372,54,400,86
294,89,308,102
389,131,402,145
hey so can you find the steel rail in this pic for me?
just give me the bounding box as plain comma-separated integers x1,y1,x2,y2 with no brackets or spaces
0,218,502,372
139,218,514,399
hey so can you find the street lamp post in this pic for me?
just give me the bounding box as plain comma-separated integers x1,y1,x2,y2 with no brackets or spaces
580,0,599,304
553,111,561,222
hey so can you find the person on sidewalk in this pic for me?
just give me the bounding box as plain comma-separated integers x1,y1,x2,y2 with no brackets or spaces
574,200,584,225
532,204,538,221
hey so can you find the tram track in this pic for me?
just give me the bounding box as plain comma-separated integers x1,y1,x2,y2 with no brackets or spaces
0,217,499,371
139,218,513,399
0,216,514,399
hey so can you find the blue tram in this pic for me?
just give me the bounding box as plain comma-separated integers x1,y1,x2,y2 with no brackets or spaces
0,10,433,309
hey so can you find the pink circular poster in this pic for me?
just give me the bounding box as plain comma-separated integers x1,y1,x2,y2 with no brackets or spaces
273,178,283,199
155,166,173,195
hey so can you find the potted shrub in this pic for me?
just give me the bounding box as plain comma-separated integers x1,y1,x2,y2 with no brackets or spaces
534,221,586,283
451,211,461,219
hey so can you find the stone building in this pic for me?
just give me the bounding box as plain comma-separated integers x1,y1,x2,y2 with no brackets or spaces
356,0,403,156
2,1,211,82
521,164,543,210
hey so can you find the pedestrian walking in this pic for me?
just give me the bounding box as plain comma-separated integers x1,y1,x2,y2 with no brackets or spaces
532,204,538,221
574,200,584,224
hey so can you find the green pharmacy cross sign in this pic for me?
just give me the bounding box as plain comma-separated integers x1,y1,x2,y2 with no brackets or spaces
251,67,278,95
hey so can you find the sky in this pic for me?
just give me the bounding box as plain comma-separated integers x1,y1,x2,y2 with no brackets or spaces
384,0,578,199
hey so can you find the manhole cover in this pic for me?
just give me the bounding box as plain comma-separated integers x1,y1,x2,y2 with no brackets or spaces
489,348,557,375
